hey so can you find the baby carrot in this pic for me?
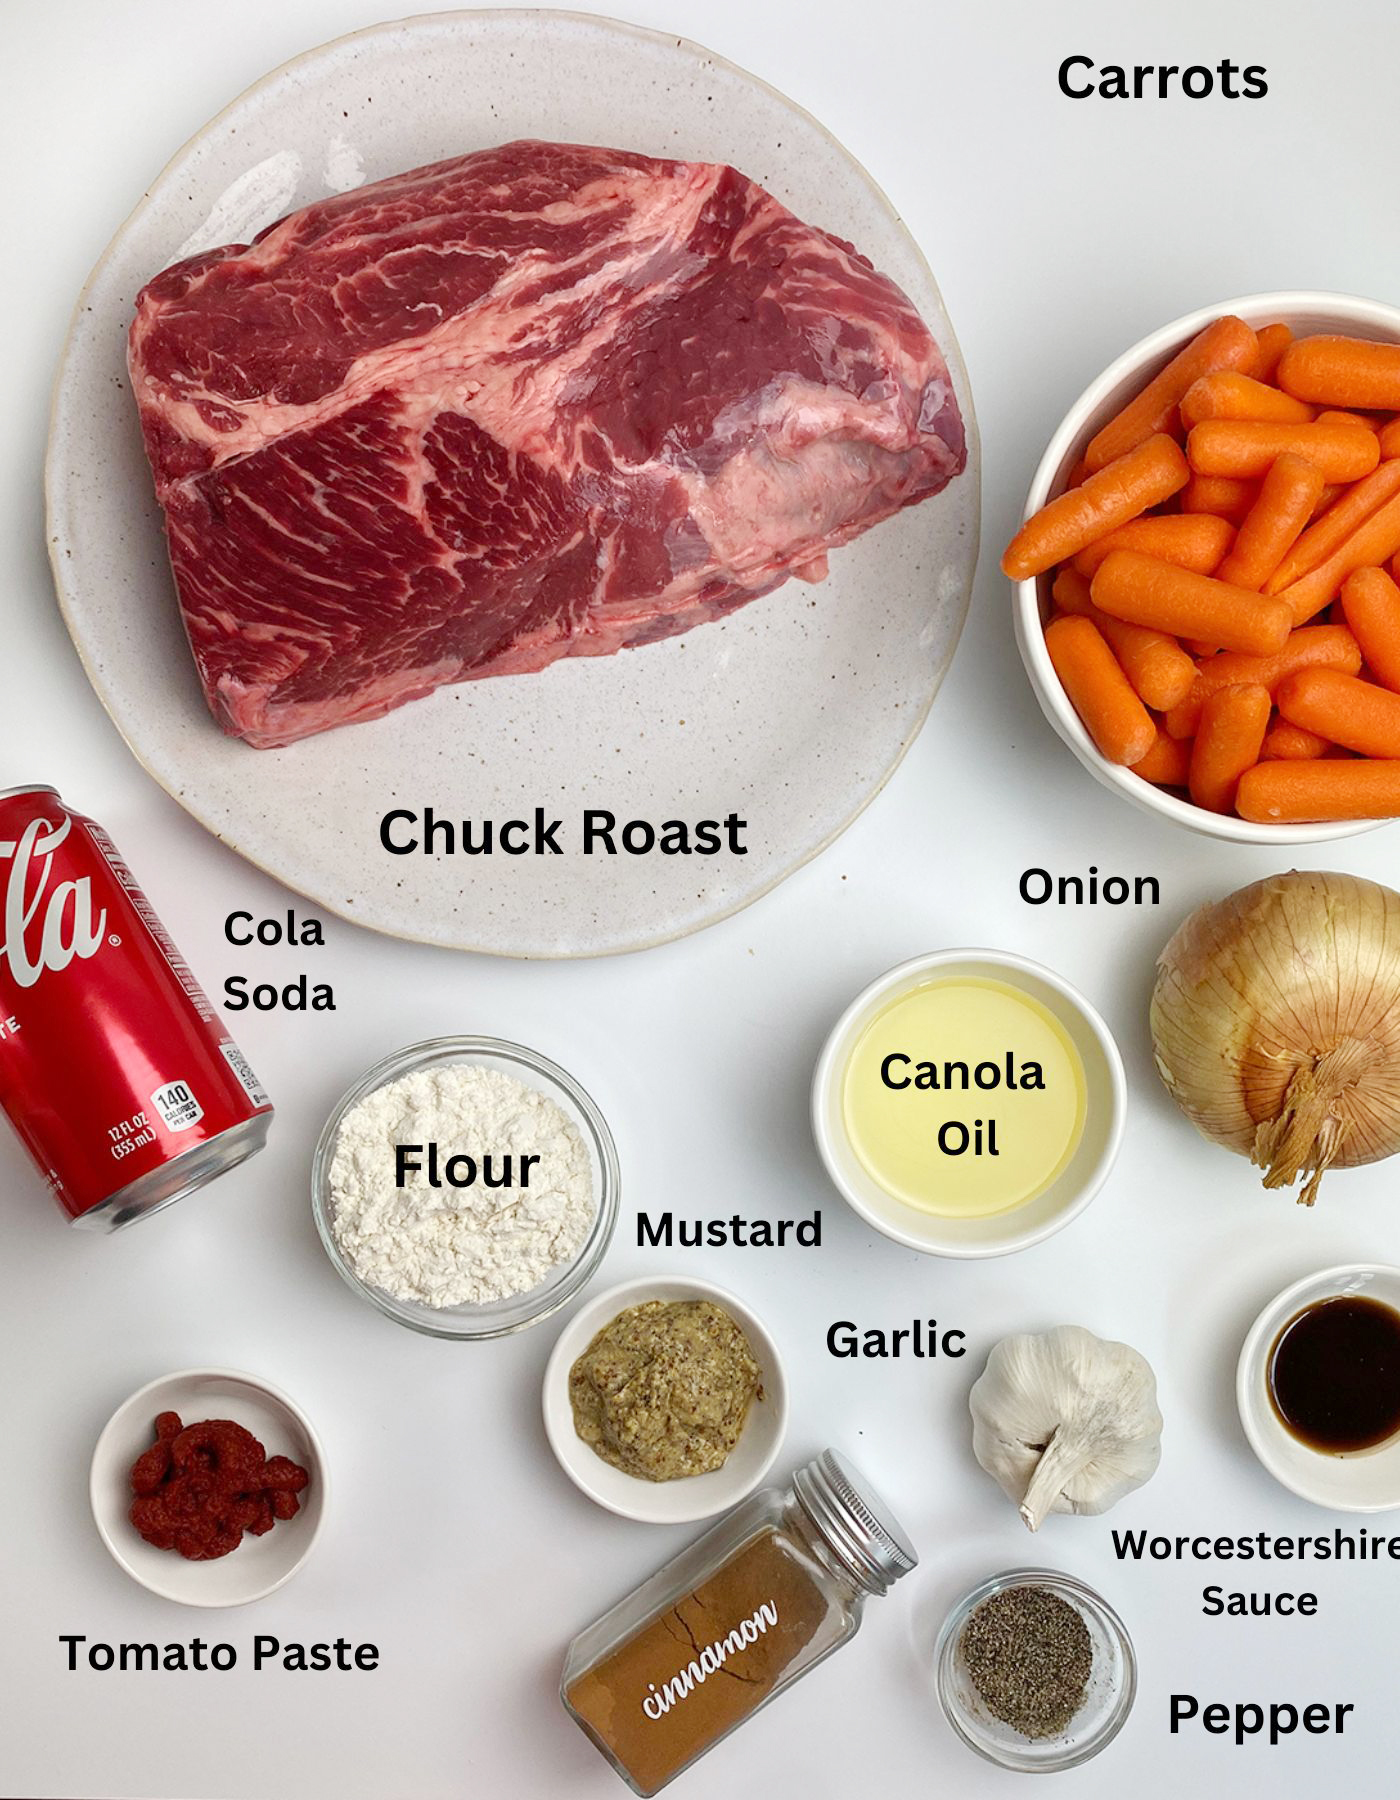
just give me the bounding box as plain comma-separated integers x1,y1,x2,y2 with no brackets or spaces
1316,409,1382,433
1186,420,1380,484
1277,490,1400,624
1340,565,1400,692
1065,456,1092,488
1163,701,1198,739
1179,372,1315,429
1085,316,1258,472
1071,514,1235,579
1189,683,1271,813
1131,727,1191,787
1277,666,1400,757
1049,568,1194,710
1262,721,1332,760
1215,453,1326,591
1237,758,1400,822
1003,435,1190,580
1180,474,1259,522
1266,460,1400,591
1102,628,1195,713
1044,615,1156,765
1050,567,1094,612
1091,551,1291,656
1279,336,1400,411
1253,323,1293,385
1164,623,1363,736
1381,418,1400,459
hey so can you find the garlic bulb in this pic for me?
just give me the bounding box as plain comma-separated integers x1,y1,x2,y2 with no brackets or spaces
969,1326,1162,1531
1151,871,1400,1205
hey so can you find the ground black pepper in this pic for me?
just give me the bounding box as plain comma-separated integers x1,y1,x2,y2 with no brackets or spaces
960,1585,1092,1739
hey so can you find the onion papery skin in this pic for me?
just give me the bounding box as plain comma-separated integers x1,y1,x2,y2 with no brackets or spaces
1150,871,1400,1204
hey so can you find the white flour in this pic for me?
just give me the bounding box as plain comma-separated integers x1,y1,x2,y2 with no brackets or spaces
328,1064,596,1307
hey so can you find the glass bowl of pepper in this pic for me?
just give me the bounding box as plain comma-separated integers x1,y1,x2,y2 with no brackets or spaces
934,1567,1136,1770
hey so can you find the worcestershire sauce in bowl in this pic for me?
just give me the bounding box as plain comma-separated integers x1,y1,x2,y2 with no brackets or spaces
1268,1296,1400,1453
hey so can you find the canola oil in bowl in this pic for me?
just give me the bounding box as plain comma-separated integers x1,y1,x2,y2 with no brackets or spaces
840,975,1088,1219
813,949,1124,1259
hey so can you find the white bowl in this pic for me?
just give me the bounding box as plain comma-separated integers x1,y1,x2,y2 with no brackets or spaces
1237,1264,1400,1511
812,949,1125,1258
1012,289,1400,844
542,1276,787,1523
90,1369,328,1605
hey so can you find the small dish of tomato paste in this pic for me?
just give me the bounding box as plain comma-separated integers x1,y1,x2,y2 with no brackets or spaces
90,1369,328,1606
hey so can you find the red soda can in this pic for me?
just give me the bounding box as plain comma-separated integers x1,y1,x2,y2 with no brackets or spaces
0,784,273,1230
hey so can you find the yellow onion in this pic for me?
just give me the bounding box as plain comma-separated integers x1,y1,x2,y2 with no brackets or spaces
1150,871,1400,1205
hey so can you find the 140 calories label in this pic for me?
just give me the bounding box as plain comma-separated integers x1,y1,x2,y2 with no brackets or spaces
149,1080,204,1132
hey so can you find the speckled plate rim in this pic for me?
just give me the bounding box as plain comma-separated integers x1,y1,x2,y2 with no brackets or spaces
43,7,980,960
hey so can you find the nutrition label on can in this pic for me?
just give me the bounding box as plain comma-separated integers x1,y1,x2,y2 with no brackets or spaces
220,1042,270,1109
84,822,218,1022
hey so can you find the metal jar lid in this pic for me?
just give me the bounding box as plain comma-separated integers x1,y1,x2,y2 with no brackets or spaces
793,1448,918,1596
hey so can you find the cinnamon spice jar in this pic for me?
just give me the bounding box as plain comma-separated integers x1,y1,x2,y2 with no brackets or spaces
562,1449,917,1794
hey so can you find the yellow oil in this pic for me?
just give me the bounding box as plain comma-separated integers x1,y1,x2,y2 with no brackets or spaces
840,976,1087,1218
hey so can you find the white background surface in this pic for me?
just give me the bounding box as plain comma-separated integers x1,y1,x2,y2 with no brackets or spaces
4,2,1399,1796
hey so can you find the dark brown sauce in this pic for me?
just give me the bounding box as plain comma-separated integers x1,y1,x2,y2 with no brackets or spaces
1268,1295,1400,1453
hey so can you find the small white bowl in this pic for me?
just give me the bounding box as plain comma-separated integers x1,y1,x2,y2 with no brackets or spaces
812,949,1125,1258
543,1276,787,1523
1237,1264,1400,1511
1012,289,1400,844
90,1369,328,1605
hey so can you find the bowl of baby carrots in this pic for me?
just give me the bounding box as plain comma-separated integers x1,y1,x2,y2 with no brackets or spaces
1007,291,1400,840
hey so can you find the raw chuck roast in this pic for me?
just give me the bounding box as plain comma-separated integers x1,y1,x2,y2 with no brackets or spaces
128,139,966,748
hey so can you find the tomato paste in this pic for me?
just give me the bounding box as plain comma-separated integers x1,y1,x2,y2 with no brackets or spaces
128,1412,309,1561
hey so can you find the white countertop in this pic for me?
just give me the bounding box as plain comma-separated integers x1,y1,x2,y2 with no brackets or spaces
5,2,1399,1796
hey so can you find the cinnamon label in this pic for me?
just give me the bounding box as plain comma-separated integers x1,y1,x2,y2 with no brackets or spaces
565,1529,832,1794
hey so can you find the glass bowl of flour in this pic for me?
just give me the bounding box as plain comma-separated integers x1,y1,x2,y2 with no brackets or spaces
312,1037,620,1338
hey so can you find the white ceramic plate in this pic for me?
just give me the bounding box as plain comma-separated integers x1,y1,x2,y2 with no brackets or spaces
46,9,979,958
1237,1264,1400,1512
542,1275,787,1522
90,1368,328,1605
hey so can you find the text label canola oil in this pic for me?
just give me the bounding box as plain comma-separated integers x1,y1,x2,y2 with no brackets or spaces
840,977,1088,1218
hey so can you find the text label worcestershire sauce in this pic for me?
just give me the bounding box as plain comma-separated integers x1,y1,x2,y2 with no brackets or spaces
840,977,1087,1217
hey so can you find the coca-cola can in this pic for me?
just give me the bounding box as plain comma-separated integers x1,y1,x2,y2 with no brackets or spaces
0,784,273,1231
